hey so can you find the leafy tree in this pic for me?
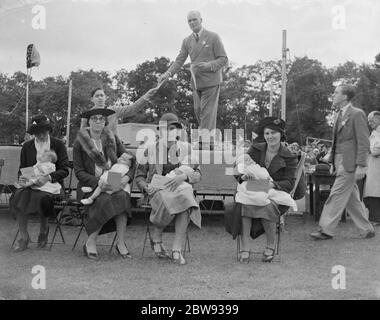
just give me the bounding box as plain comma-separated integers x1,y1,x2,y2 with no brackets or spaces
286,57,334,144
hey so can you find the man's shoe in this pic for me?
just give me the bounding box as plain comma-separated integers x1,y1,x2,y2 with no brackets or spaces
310,231,333,240
359,231,375,239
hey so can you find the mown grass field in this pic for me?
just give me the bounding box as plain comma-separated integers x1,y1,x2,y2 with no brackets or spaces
0,210,379,300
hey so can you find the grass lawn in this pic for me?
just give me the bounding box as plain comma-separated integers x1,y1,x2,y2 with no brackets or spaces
0,209,379,300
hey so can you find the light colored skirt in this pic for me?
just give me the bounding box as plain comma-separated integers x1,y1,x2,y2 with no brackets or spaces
149,188,201,229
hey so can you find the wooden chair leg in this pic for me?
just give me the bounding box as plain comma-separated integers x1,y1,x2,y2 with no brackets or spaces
11,229,19,248
276,219,281,256
236,235,241,261
109,232,117,253
141,208,152,257
72,224,84,251
72,205,87,251
141,223,152,257
49,209,66,250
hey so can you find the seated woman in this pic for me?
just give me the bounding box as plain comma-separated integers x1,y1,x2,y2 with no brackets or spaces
135,113,201,265
73,106,136,260
10,115,69,252
233,117,297,263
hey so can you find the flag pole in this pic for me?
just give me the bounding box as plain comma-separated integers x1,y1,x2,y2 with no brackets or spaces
65,79,72,147
25,68,29,132
281,30,287,121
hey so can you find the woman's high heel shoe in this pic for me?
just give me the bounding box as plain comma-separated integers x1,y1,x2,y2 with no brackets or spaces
14,235,31,252
239,251,250,263
172,250,186,265
83,244,99,261
262,247,275,263
150,240,171,259
115,243,132,259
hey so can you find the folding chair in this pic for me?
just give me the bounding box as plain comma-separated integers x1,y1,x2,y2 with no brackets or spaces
11,196,66,250
197,186,231,214
140,201,191,258
69,164,117,253
280,151,307,228
236,214,283,262
234,152,307,261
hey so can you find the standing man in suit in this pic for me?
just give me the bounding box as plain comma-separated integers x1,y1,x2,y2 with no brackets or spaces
158,10,228,149
310,85,375,240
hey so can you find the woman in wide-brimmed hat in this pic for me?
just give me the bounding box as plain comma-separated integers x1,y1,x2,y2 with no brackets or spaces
228,116,297,263
73,106,136,260
10,114,70,252
135,113,202,265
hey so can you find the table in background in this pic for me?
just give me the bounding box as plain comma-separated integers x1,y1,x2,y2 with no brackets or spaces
306,172,335,221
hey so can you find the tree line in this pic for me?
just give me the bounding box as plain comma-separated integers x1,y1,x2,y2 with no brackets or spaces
0,55,379,146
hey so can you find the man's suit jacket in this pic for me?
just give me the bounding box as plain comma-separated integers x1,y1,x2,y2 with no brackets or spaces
19,136,69,185
168,29,228,90
329,103,370,172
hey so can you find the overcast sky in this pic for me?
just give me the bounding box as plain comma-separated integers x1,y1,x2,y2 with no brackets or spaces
0,0,379,80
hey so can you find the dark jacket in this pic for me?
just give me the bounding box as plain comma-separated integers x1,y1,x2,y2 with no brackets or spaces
226,142,297,239
73,127,136,201
19,136,69,185
235,142,298,193
135,141,201,191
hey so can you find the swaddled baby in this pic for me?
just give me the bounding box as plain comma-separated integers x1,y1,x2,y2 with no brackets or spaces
165,154,198,192
81,152,134,205
235,154,297,210
14,150,61,195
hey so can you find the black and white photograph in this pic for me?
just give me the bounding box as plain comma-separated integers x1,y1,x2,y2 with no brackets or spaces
0,0,380,304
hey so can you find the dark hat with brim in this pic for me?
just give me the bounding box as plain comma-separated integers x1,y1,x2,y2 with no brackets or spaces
259,116,285,135
157,113,183,129
27,115,53,135
80,107,115,119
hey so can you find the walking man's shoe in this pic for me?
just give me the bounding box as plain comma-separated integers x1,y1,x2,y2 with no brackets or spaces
359,231,375,239
310,231,333,240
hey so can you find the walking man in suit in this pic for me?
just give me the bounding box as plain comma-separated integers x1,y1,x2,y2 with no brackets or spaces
158,10,228,149
310,85,375,240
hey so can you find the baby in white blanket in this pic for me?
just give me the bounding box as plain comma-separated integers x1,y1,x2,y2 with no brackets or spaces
235,154,297,210
81,152,133,205
164,155,198,192
14,150,61,195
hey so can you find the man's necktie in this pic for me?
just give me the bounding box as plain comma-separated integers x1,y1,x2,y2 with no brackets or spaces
194,33,199,42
